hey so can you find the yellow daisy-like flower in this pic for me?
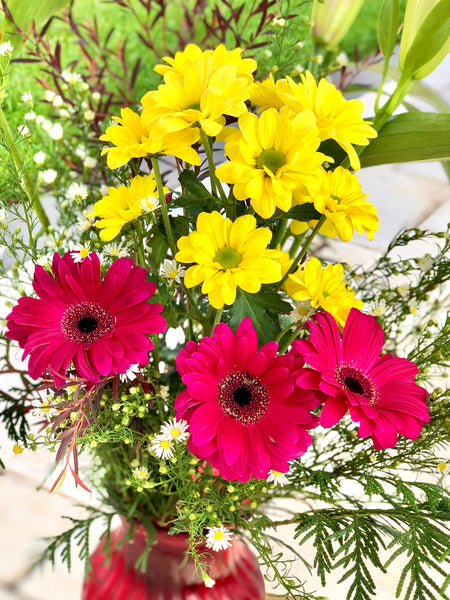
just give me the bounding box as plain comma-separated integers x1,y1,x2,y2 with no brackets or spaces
154,43,256,84
141,47,254,140
89,174,168,242
99,107,201,170
175,211,282,309
291,166,379,241
250,72,377,170
215,107,326,219
284,256,363,327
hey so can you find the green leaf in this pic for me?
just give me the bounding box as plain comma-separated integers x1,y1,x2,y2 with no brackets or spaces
178,169,218,203
229,290,290,345
401,0,450,80
378,0,399,61
361,113,450,167
284,203,322,222
0,0,70,54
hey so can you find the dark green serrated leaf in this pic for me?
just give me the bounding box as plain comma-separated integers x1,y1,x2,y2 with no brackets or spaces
229,289,288,344
285,203,322,222
361,113,450,167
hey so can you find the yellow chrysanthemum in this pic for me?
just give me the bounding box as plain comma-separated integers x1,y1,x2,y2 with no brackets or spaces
99,107,201,170
291,166,379,241
89,175,168,242
175,211,282,309
141,46,254,140
215,107,327,219
249,72,377,170
154,43,256,84
284,256,363,327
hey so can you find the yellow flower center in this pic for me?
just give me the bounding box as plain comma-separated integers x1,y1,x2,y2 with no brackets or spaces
256,149,287,175
161,439,171,449
213,531,224,540
215,247,242,269
438,462,447,472
80,247,90,258
170,427,181,438
169,269,178,279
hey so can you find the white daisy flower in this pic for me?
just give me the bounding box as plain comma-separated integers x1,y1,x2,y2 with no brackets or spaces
83,156,97,169
132,466,149,481
70,243,92,262
140,194,161,213
396,284,409,298
84,109,96,122
0,41,13,57
160,260,186,284
17,124,29,136
437,462,449,475
160,418,189,443
24,111,36,121
150,433,175,459
33,151,46,165
61,71,82,85
417,254,433,272
369,298,388,317
104,241,129,259
205,525,233,552
52,94,64,108
45,90,56,102
290,300,314,324
159,385,170,400
38,169,58,184
20,91,33,105
31,397,56,420
48,123,64,140
67,182,89,202
203,575,215,588
120,363,141,382
267,470,290,487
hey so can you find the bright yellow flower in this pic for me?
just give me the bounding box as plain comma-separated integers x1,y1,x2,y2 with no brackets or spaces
284,257,363,327
89,175,168,242
154,44,256,84
249,72,377,170
291,166,379,241
215,107,326,219
141,46,254,140
175,211,282,309
99,107,201,170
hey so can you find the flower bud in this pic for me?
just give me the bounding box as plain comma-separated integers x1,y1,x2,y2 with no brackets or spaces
399,0,450,80
311,0,364,50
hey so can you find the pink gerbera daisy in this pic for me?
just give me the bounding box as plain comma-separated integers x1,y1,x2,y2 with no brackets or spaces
6,252,166,387
174,318,321,482
292,308,429,449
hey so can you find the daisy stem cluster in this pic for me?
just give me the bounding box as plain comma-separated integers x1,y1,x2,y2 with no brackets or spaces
0,105,49,231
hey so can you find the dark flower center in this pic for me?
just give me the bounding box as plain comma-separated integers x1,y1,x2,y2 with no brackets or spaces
77,316,98,334
344,376,365,395
218,371,270,425
61,302,114,344
335,364,378,404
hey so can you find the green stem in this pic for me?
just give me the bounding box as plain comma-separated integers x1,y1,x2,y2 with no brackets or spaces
199,128,228,205
0,105,49,231
276,216,326,290
135,220,147,269
151,156,177,257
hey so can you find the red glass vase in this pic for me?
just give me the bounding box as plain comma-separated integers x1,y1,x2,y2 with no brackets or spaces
82,519,265,599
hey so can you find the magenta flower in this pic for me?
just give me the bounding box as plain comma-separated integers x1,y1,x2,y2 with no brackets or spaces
6,252,166,386
292,308,429,449
175,318,321,482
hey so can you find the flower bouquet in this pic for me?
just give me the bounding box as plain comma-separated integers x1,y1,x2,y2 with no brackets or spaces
0,0,449,598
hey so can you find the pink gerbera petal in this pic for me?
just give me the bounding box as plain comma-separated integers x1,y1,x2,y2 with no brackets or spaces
5,252,166,386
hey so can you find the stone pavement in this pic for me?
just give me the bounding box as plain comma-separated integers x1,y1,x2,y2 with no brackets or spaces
1,58,449,600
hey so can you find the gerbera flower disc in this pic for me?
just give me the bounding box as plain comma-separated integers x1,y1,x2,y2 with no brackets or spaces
292,309,429,449
174,318,321,482
5,252,166,386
